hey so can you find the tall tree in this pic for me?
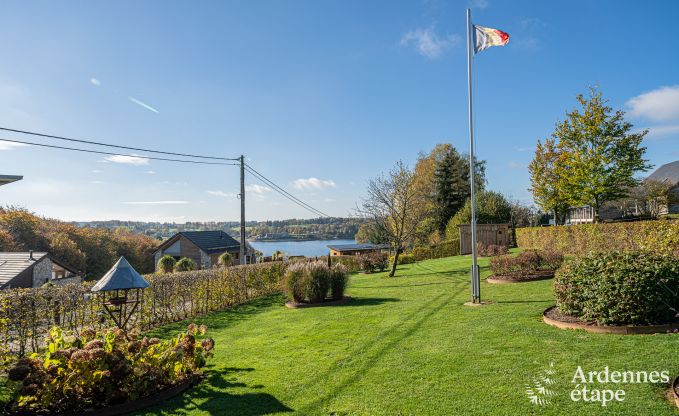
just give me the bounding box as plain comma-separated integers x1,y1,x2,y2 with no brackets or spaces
359,161,425,277
553,88,652,221
528,139,570,224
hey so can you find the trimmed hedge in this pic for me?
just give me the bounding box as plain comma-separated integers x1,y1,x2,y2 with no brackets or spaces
489,250,563,279
516,220,679,256
554,251,679,325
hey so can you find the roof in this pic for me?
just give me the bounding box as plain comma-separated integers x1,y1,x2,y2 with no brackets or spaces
0,252,48,286
0,175,22,187
92,257,149,292
647,160,679,186
157,230,241,255
326,243,390,252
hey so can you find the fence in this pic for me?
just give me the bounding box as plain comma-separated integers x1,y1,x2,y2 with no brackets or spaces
0,261,287,357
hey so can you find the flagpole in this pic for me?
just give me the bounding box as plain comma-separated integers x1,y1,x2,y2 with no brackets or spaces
466,8,480,303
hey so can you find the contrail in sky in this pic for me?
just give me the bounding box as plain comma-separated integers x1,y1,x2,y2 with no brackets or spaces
129,96,159,113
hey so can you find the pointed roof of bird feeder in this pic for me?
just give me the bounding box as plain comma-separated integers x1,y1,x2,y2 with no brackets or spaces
91,256,150,292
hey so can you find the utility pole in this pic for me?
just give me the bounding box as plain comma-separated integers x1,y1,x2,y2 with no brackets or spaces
239,155,246,265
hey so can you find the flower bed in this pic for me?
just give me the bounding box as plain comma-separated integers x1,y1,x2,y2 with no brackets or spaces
553,251,679,326
3,324,214,415
487,250,563,283
283,261,348,305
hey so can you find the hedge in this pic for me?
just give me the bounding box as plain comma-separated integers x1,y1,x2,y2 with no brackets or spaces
0,262,287,356
516,220,679,256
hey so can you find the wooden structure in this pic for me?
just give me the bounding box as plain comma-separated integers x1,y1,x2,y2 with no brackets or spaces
458,224,512,255
92,257,149,331
327,243,390,257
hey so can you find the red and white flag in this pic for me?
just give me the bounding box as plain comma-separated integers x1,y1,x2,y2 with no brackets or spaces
473,25,509,53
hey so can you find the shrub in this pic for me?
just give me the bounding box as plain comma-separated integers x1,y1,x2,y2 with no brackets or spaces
329,264,349,300
174,257,197,272
554,251,679,325
283,262,306,302
218,252,232,266
157,255,176,273
390,253,415,265
4,324,214,414
329,255,361,273
489,250,563,278
303,261,331,303
358,252,389,273
477,243,509,257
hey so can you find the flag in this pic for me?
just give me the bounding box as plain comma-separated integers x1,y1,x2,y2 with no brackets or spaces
474,25,509,53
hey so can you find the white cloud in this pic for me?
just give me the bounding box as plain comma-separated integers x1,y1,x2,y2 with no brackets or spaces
91,180,105,184
245,184,272,194
145,170,156,174
122,201,189,205
102,154,150,165
645,124,679,138
90,78,101,86
0,141,28,151
469,0,489,9
91,169,103,173
207,190,237,198
291,177,337,191
129,97,159,113
400,27,461,59
627,86,679,122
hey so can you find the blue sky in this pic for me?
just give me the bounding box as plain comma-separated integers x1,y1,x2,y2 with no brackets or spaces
0,0,678,222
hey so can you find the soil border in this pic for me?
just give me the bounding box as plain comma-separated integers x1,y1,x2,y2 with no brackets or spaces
486,271,554,284
543,306,679,335
285,296,352,309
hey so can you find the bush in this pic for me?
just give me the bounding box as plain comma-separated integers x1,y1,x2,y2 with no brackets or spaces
489,250,563,278
303,261,331,303
4,324,214,414
477,243,509,257
390,253,415,265
157,255,176,273
283,262,307,302
516,220,679,256
329,264,349,300
329,255,361,273
218,252,232,266
358,252,388,273
554,251,679,325
174,257,197,272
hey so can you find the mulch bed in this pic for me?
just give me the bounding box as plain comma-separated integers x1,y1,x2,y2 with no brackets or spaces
486,270,554,284
285,296,352,309
543,306,679,335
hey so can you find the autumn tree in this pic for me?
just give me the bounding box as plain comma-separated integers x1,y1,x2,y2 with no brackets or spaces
551,88,651,222
528,139,570,224
359,161,425,277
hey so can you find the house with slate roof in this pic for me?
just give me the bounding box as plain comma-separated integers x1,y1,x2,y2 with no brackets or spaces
153,231,257,271
645,160,679,214
0,251,81,289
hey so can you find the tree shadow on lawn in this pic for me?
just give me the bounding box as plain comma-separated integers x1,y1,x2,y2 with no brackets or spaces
335,297,400,306
150,367,293,415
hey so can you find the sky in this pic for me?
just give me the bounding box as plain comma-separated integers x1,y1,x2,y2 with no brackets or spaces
0,0,678,222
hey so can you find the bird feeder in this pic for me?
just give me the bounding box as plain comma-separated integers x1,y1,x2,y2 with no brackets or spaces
91,256,149,331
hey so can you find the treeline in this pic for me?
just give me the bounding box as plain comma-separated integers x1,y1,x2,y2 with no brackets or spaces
0,207,158,279
77,217,364,241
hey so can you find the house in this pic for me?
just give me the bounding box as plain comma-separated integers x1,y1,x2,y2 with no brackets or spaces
153,231,257,270
646,160,679,214
327,243,390,257
0,251,81,289
0,175,22,187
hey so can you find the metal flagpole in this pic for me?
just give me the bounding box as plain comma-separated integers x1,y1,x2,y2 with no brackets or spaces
466,8,480,303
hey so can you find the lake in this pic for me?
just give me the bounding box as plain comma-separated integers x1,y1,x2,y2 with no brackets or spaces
249,239,355,257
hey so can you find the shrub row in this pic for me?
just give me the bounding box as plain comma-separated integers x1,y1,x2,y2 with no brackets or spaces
516,220,679,256
0,262,287,356
554,251,679,325
411,240,460,262
283,261,348,304
489,250,564,278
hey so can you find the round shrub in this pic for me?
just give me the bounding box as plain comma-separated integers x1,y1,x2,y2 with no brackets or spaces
329,264,348,300
283,262,307,302
489,249,563,279
218,252,232,266
157,255,176,274
303,261,331,303
554,251,679,325
174,257,197,272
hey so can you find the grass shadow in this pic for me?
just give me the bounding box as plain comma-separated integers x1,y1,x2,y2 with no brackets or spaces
336,297,400,307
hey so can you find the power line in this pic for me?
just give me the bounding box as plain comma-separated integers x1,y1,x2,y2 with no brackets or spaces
0,138,238,166
0,126,239,161
244,163,330,218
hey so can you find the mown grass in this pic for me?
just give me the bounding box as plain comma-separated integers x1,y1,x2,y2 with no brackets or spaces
134,254,678,415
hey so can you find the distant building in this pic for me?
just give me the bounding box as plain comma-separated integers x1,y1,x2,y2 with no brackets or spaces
0,175,22,187
646,160,679,214
327,243,390,257
153,231,256,270
0,251,81,289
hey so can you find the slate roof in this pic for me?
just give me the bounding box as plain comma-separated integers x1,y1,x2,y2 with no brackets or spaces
92,257,149,292
0,175,22,187
157,231,241,255
647,160,679,186
327,243,390,252
0,252,48,286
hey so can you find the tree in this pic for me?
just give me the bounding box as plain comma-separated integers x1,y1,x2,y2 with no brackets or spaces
174,257,197,272
218,252,232,266
528,139,571,225
354,222,389,244
157,255,177,273
551,88,652,222
359,161,425,277
444,191,512,240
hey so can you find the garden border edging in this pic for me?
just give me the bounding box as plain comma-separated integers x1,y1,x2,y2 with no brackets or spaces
543,306,679,335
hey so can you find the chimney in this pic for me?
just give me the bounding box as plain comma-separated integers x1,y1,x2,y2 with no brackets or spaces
29,250,34,261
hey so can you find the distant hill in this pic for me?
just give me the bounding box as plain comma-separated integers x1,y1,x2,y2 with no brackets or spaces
74,217,365,241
